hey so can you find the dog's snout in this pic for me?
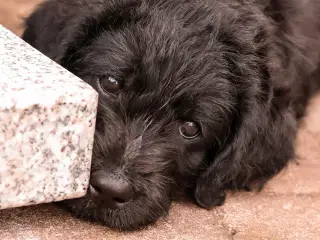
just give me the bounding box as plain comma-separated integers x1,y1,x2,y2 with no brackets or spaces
89,171,133,209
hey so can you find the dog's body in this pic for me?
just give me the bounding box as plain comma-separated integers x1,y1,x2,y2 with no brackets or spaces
22,0,320,230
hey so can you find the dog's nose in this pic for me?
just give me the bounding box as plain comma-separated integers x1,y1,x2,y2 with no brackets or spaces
89,171,133,209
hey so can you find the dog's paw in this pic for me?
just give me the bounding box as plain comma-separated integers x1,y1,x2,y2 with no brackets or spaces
193,181,226,209
194,188,226,209
244,178,269,192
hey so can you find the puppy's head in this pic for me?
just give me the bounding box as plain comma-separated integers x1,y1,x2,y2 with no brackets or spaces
61,10,236,229
23,0,278,230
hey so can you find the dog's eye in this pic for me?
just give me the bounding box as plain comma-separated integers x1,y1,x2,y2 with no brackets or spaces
179,121,200,139
98,76,122,94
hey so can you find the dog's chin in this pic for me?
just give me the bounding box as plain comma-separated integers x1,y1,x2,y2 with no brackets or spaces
58,194,171,230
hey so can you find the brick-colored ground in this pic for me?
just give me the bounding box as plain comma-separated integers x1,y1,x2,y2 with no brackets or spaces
0,0,42,36
1,1,320,239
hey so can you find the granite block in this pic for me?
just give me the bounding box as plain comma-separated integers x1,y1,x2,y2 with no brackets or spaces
0,25,98,209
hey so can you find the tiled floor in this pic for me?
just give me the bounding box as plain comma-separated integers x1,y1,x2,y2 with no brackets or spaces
1,1,320,239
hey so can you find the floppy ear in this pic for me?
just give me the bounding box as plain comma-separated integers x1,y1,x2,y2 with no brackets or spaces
193,82,298,208
22,0,138,66
191,5,302,208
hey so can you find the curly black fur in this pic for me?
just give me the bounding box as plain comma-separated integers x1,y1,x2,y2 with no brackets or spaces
22,0,320,230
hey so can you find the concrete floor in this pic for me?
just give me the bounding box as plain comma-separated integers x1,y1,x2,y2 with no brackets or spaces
1,1,320,239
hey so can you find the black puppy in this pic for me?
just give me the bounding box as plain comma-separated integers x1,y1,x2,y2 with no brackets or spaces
22,0,320,230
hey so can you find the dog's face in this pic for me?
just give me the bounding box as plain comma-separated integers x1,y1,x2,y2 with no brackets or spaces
61,14,235,229
23,0,290,231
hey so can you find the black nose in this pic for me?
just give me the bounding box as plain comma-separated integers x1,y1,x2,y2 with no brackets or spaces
88,171,133,209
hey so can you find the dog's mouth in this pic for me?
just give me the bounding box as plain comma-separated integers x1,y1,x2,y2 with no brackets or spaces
60,175,172,230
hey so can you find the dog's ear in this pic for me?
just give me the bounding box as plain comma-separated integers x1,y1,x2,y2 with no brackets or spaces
191,12,301,208
22,0,138,66
193,78,297,209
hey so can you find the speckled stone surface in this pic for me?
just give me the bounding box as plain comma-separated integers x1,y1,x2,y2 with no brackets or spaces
0,25,99,209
